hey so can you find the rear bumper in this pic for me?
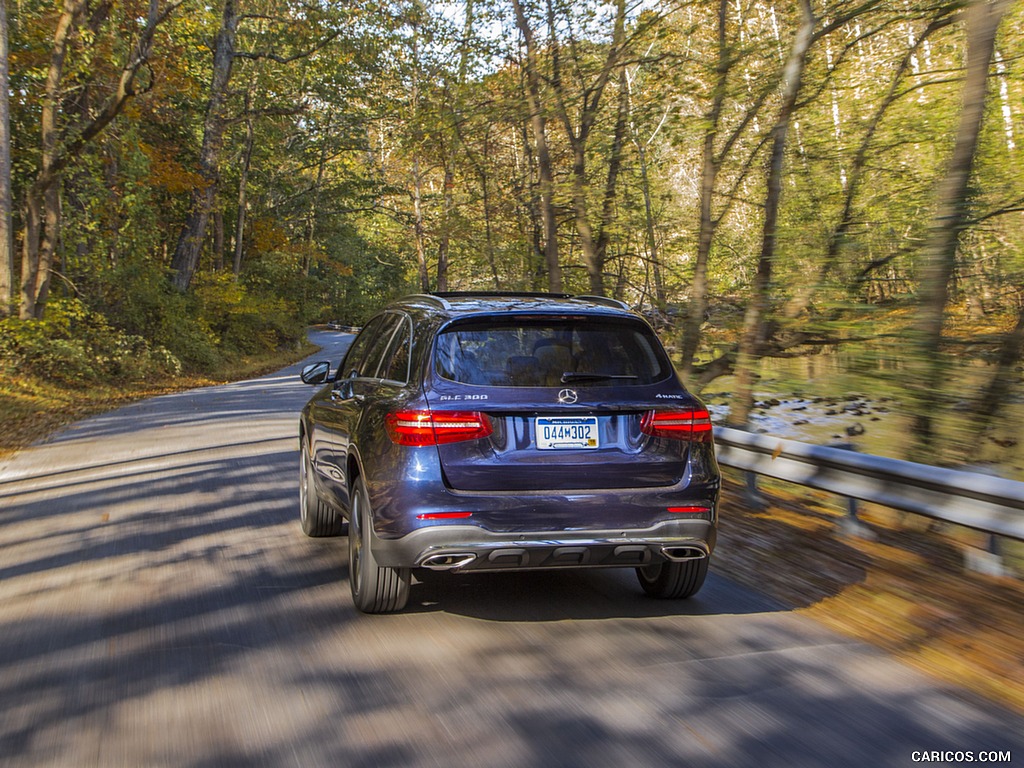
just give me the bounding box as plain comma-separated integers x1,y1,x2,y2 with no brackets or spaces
371,518,716,572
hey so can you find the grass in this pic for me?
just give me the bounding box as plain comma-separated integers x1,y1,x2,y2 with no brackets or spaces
715,470,1024,715
0,340,317,459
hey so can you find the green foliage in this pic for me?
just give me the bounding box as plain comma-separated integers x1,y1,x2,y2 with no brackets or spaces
84,259,219,371
0,299,182,385
7,0,1024,467
194,272,304,356
86,260,306,369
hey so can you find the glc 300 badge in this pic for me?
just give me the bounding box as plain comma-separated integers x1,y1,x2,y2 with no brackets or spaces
557,388,578,404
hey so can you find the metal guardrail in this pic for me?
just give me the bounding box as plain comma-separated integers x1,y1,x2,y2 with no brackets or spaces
713,426,1024,542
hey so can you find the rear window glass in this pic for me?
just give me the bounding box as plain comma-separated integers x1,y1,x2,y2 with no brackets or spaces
434,317,672,387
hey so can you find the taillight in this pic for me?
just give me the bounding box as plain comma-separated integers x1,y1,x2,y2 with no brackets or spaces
386,410,493,446
640,409,713,442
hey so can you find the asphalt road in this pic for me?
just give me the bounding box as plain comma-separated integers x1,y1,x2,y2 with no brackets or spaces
1,330,1021,767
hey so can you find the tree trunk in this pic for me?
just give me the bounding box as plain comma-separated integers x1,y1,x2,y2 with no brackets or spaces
569,145,601,294
680,0,729,378
19,0,178,317
407,14,431,293
591,62,630,297
412,155,430,292
435,0,475,293
233,105,254,278
19,1,85,319
511,0,560,292
969,299,1024,434
213,208,225,271
728,0,816,429
547,0,626,296
21,0,112,318
478,129,500,289
304,110,331,278
624,64,671,316
34,183,61,313
0,0,13,316
169,0,239,292
909,0,1011,460
436,166,452,293
636,144,663,309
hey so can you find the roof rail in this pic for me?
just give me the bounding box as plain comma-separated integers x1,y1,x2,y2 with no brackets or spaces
573,295,631,311
431,291,572,300
406,293,452,309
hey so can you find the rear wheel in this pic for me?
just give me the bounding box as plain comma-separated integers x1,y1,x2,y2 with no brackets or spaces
299,440,343,537
636,557,709,599
348,476,411,613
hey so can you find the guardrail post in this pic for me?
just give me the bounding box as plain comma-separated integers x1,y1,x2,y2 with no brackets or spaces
744,470,767,511
963,534,1008,578
731,425,768,511
832,442,876,541
959,465,1009,578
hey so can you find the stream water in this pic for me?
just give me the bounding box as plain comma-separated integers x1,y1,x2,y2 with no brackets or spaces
692,351,1024,483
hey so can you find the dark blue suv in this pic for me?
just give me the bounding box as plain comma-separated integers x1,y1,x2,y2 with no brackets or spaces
299,293,720,612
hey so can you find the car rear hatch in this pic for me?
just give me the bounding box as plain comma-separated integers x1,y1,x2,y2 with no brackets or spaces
419,314,711,492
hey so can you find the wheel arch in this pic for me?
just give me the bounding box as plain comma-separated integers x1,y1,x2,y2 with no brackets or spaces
346,449,363,496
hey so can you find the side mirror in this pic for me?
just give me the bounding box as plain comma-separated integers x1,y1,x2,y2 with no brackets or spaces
301,361,332,385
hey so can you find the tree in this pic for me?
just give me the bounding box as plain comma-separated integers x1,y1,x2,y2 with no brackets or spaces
168,0,239,292
909,0,1012,460
18,0,183,319
544,0,628,296
0,0,12,316
168,0,346,292
678,0,774,378
511,0,561,292
433,0,477,292
727,0,818,429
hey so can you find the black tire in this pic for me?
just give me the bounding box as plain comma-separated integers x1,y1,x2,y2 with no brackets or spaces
636,557,709,599
348,476,411,613
299,439,344,537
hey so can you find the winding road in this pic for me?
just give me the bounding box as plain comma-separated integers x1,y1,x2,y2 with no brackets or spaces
1,330,1021,767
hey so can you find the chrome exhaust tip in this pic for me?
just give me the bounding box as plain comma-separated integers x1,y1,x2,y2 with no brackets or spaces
420,553,477,571
661,546,708,562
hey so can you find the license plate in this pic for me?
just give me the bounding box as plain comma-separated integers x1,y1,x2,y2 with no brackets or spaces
535,416,600,450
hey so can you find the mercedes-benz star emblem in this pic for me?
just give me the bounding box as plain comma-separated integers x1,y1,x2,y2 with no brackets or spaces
557,388,578,405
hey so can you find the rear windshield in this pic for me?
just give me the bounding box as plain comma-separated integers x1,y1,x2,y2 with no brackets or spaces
434,317,673,387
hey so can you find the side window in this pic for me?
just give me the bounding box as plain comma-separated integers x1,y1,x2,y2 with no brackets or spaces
339,316,386,378
378,316,412,383
359,314,402,380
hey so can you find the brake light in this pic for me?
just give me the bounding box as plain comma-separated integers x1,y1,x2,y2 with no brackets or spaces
386,410,493,446
416,512,474,520
641,409,713,442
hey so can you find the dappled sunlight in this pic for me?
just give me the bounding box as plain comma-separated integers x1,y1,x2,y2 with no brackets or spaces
714,475,1024,715
2,347,1023,764
0,330,352,454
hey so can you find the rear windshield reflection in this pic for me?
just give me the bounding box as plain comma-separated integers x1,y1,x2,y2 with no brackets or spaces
434,320,671,387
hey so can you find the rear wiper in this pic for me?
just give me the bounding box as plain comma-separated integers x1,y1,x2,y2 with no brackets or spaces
560,372,639,383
